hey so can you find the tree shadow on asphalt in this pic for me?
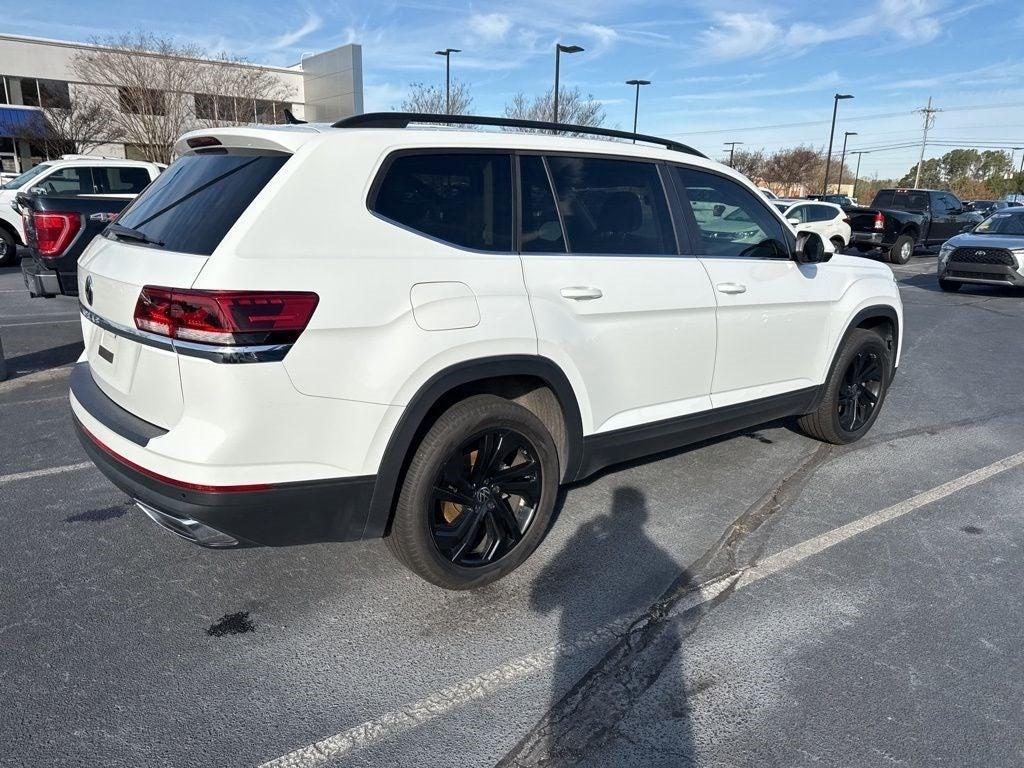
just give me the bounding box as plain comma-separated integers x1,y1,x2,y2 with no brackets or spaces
497,487,701,767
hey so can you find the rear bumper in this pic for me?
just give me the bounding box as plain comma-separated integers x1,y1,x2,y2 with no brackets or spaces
71,382,378,548
850,231,885,246
21,257,61,297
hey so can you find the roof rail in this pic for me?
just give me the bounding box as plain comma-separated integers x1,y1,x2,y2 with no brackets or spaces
332,112,706,158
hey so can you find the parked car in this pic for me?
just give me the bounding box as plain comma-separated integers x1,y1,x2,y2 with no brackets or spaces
70,114,903,590
965,199,1009,217
806,193,855,208
846,188,984,264
937,207,1024,291
0,156,161,267
772,199,852,253
759,187,780,200
18,192,130,298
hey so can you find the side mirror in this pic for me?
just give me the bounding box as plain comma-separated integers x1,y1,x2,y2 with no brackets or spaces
787,217,800,226
29,186,46,196
794,230,830,264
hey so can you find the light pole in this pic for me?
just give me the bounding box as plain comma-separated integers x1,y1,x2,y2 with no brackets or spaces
851,151,865,201
1015,147,1024,175
822,93,853,194
836,131,857,194
625,79,650,142
553,43,584,125
434,48,461,114
724,141,743,167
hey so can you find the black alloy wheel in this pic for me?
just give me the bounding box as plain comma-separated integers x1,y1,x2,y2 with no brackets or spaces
837,348,883,433
430,428,542,568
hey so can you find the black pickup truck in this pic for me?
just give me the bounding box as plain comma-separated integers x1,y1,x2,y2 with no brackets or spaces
18,193,127,298
846,188,984,264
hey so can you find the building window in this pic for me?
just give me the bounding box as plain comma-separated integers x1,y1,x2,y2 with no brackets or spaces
119,87,166,116
124,143,159,161
194,93,217,120
38,79,71,109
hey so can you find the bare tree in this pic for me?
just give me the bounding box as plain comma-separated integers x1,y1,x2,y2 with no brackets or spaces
400,81,473,115
71,32,294,163
504,87,605,128
729,149,766,182
762,146,826,195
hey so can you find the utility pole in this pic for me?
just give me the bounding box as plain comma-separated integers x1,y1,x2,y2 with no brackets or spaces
914,97,940,189
724,141,742,167
837,131,857,194
851,151,864,201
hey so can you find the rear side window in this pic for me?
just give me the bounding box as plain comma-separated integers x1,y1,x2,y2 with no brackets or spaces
874,190,929,211
372,153,513,252
545,156,675,255
810,204,837,222
520,155,566,253
116,153,287,256
95,166,151,194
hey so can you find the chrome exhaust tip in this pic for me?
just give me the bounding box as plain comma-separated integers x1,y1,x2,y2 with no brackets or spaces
135,501,239,548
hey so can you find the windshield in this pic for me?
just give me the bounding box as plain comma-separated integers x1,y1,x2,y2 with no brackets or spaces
972,211,1024,236
772,202,790,214
1,163,51,190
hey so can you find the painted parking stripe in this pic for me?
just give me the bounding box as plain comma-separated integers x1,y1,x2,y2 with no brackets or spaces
0,462,93,485
258,448,1024,768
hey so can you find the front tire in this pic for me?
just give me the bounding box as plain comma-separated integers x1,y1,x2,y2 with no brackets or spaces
386,395,560,590
888,234,915,265
797,329,892,445
0,229,16,268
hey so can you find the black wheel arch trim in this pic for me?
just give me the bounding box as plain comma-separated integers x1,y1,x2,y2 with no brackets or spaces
361,355,585,539
807,305,900,413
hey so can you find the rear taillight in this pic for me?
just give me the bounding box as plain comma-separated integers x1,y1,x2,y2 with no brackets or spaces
843,216,851,225
33,212,81,257
134,287,319,347
873,212,885,230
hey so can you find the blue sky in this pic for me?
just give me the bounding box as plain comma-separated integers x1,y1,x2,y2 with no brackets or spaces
5,0,1024,178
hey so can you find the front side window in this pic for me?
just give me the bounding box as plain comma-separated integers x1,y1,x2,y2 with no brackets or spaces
674,166,788,258
373,153,513,252
520,155,565,253
545,155,675,255
786,205,809,224
37,167,96,195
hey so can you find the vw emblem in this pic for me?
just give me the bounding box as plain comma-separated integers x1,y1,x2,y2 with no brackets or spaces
84,275,93,306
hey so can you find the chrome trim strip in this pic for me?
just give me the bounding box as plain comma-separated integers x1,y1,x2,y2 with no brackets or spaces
79,305,293,364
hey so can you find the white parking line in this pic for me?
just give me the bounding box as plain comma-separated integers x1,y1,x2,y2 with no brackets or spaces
0,462,93,485
258,448,1024,768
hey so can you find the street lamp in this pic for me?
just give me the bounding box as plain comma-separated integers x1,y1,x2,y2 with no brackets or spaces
1014,147,1024,175
851,151,865,201
625,79,651,142
822,93,854,194
837,131,858,194
723,141,743,167
553,43,584,125
434,48,461,114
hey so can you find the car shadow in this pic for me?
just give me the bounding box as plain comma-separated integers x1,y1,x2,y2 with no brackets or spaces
2,341,83,377
899,272,1023,296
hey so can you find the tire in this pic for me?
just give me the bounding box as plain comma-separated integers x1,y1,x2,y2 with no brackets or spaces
797,329,892,445
386,394,560,590
830,236,845,254
938,278,961,292
888,234,915,265
0,228,16,268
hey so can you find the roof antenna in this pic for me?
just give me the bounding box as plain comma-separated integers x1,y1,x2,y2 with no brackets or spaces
283,109,307,125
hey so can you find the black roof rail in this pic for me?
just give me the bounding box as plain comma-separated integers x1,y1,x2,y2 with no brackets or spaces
332,112,706,158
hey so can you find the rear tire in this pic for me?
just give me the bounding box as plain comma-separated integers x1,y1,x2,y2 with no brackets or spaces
0,229,16,267
386,395,560,590
938,278,961,292
797,329,892,445
888,234,915,265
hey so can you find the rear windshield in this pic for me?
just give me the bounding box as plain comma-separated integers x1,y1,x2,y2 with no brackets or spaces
115,152,288,255
872,189,929,211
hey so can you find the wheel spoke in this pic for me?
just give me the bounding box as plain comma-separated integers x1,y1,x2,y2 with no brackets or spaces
859,385,879,406
432,484,475,506
470,432,501,484
491,498,523,545
436,508,483,561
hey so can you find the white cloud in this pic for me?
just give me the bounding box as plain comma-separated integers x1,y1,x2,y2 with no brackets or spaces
700,13,781,60
269,11,322,50
468,13,513,42
673,71,843,102
580,22,619,54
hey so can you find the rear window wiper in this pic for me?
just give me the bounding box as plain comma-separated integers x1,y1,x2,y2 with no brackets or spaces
104,223,165,247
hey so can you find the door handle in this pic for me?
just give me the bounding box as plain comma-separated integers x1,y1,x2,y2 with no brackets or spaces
716,283,747,295
560,286,603,301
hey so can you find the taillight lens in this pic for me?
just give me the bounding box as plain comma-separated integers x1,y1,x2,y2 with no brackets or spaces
873,212,885,230
134,287,319,346
843,216,851,225
33,212,81,257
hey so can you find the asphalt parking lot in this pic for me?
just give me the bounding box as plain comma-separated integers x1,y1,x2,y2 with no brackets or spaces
2,251,1023,768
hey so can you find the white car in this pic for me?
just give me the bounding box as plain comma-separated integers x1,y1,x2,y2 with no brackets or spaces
70,115,903,589
773,199,852,253
0,155,162,266
760,187,780,200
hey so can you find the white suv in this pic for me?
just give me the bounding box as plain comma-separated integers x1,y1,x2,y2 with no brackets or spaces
0,155,162,266
70,115,903,589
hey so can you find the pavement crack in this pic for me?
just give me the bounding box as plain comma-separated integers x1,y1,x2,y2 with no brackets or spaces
495,444,833,768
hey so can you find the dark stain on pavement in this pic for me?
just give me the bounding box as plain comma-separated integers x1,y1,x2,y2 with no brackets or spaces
66,504,131,523
207,611,255,636
744,431,774,444
960,525,984,535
